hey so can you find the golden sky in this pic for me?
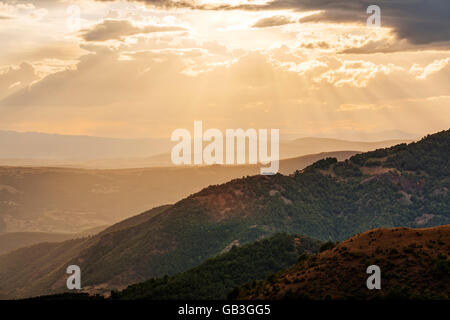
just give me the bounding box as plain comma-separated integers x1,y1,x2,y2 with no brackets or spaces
0,0,449,139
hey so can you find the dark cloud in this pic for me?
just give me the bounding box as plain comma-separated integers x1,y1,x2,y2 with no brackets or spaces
292,0,450,45
300,41,330,50
81,19,185,41
108,0,450,45
252,15,294,28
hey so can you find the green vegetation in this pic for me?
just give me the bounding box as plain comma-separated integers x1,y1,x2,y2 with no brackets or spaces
305,157,337,170
112,233,321,300
351,130,450,178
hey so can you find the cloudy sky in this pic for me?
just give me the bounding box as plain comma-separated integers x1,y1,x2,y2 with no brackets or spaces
0,0,449,139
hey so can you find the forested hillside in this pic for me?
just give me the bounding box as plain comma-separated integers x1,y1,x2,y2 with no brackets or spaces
112,234,321,300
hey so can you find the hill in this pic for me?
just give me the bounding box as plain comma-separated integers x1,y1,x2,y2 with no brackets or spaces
0,151,356,233
0,232,76,256
0,130,168,160
0,205,171,298
279,137,410,159
237,225,450,300
0,226,107,255
0,129,448,299
111,233,321,300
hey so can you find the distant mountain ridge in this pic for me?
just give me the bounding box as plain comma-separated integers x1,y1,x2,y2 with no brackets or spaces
0,226,107,255
0,129,448,299
301,129,419,142
0,130,409,167
0,130,168,160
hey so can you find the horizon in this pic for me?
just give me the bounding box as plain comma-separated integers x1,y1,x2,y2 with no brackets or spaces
0,126,424,142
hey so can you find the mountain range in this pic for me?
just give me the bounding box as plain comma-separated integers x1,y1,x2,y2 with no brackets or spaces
0,129,448,299
0,151,356,234
0,130,410,168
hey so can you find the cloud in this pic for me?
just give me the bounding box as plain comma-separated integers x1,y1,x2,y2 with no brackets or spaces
316,60,402,88
252,15,294,28
340,38,415,54
0,62,37,99
338,103,392,112
0,2,47,20
111,0,450,45
294,1,450,45
409,58,450,80
0,48,205,108
299,41,330,50
2,50,447,112
81,19,186,41
1,48,449,138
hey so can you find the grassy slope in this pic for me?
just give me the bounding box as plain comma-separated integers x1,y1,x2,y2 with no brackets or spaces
238,225,450,300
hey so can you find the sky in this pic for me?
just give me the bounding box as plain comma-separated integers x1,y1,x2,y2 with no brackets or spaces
0,0,449,139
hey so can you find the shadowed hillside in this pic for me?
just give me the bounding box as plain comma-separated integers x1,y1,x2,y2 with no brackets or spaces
111,233,321,300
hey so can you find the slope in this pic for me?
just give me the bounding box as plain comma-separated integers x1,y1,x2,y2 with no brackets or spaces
0,226,107,255
111,233,321,300
0,151,356,233
237,225,450,300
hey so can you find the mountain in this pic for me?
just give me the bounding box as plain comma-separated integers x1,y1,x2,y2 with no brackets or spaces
0,153,174,169
110,233,321,300
26,233,321,300
0,130,168,160
279,137,411,159
309,129,419,142
0,205,171,298
0,129,448,299
0,232,76,256
0,226,107,255
0,130,408,168
237,225,450,300
0,151,356,233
